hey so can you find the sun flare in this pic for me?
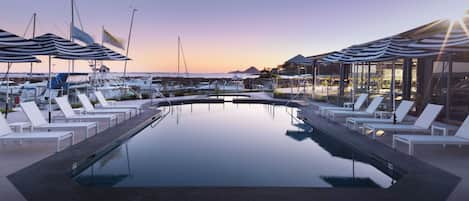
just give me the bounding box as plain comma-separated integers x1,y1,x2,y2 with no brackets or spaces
446,8,469,22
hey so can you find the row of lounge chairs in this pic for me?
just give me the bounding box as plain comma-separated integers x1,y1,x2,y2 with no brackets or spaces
0,91,144,152
316,93,469,155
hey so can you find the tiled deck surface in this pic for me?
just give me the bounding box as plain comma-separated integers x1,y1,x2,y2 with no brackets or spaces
302,101,469,201
0,99,151,201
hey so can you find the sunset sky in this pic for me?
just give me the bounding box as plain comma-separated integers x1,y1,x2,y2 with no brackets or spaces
1,0,468,73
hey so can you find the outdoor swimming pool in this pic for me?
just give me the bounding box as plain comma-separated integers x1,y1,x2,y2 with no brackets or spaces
74,103,396,188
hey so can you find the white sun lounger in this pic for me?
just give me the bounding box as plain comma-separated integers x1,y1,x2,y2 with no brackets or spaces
55,96,118,130
346,100,414,130
20,101,98,140
393,115,469,155
327,96,384,120
77,94,131,122
0,113,74,152
363,104,443,139
94,91,142,115
317,93,368,116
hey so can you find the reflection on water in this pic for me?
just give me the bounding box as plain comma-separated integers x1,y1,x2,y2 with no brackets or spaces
75,103,395,188
207,95,250,101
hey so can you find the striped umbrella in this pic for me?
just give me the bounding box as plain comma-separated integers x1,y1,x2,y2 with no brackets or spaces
0,29,38,47
54,43,129,92
0,30,41,117
0,49,40,118
0,29,44,81
321,51,346,64
55,43,129,61
321,45,366,64
0,54,40,63
347,36,439,63
408,18,469,52
7,33,96,122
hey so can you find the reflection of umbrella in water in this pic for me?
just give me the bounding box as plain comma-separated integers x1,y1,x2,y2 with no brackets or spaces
285,131,382,187
286,130,367,162
99,146,124,168
285,122,314,141
287,132,397,188
321,176,381,188
309,134,371,164
77,144,132,186
292,122,311,130
286,130,311,141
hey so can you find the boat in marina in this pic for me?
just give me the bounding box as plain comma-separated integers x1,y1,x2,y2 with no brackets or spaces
0,81,22,95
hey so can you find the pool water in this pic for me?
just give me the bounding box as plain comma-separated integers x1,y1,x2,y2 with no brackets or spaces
74,103,396,188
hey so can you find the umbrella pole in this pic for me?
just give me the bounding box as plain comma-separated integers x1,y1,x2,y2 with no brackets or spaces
94,60,98,91
351,63,355,111
48,55,52,123
29,63,33,80
391,60,396,123
4,63,12,118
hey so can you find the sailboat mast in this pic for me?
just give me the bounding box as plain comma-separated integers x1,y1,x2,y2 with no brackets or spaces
29,13,36,79
70,0,75,72
70,0,74,40
32,13,36,41
178,36,180,77
123,8,137,78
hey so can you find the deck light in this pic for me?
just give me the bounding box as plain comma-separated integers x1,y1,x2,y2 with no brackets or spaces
376,130,385,137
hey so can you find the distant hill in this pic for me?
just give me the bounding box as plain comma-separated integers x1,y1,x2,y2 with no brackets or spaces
229,66,260,74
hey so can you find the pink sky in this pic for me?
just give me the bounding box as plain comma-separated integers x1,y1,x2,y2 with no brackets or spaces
1,0,468,73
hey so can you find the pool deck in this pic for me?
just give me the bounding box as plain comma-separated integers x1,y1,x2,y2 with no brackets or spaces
1,94,467,201
300,101,469,201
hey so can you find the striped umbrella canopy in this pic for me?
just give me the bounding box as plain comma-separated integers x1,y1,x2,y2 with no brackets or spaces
407,17,469,52
55,43,129,61
0,29,38,48
87,43,129,61
0,49,40,118
346,36,440,63
321,45,365,64
0,54,40,63
32,33,96,56
0,29,43,56
320,51,346,63
0,33,95,57
8,33,96,123
339,45,367,63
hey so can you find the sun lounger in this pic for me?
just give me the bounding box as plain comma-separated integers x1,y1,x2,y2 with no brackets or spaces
363,104,443,139
94,91,142,115
20,101,98,140
328,96,384,120
0,113,74,152
346,100,414,129
393,115,469,155
77,94,132,122
317,93,368,116
55,96,118,130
